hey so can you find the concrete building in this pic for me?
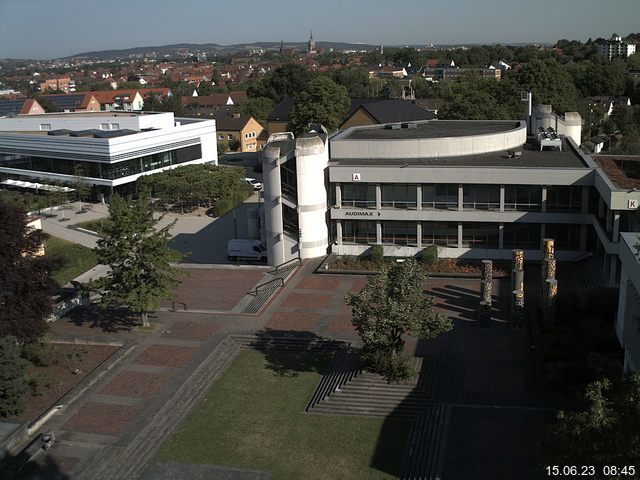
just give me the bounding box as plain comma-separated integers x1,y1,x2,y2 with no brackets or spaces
0,111,217,198
597,34,636,61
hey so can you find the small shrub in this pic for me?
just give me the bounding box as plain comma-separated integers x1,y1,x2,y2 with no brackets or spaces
361,348,415,383
22,341,53,367
419,245,438,266
370,245,384,264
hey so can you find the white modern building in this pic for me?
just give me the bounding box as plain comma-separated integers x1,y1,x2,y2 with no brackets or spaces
597,34,636,61
0,111,217,198
261,109,640,371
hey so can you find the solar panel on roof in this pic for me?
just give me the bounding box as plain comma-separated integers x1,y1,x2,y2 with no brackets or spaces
0,99,25,115
42,94,85,109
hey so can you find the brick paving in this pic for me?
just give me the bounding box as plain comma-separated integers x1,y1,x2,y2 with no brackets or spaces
169,268,265,310
296,275,343,290
161,319,219,341
265,311,323,331
280,292,332,309
326,314,357,334
100,370,173,398
62,402,141,436
132,345,198,368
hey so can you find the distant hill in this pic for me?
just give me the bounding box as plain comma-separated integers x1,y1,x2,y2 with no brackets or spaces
65,41,382,60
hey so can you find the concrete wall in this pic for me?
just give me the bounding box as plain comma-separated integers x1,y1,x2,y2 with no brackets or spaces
330,121,527,159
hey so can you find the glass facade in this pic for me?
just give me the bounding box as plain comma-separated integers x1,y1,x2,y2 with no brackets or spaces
280,159,297,200
504,185,542,211
343,220,377,244
342,183,376,208
282,204,299,239
423,184,458,209
545,186,582,212
382,221,417,245
422,222,458,247
503,223,541,249
382,184,417,209
463,185,500,210
0,144,201,180
545,224,581,250
462,223,499,248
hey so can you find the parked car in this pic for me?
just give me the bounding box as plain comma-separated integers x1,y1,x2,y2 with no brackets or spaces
244,177,262,191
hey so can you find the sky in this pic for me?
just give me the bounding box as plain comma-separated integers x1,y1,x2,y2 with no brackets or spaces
0,0,639,59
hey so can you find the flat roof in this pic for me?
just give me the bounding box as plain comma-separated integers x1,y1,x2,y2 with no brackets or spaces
330,141,589,169
342,120,521,140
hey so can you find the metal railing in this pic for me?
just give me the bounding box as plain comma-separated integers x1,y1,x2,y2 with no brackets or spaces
271,257,301,275
248,277,284,296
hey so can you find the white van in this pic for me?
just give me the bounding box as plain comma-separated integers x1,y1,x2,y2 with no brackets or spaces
227,239,267,261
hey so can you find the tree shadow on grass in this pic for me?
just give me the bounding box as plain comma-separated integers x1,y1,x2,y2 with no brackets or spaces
65,305,138,333
249,329,341,378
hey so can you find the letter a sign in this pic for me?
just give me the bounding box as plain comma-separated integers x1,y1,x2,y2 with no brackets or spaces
352,173,361,181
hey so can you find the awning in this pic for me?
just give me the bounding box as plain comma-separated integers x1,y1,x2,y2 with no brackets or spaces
1,179,75,192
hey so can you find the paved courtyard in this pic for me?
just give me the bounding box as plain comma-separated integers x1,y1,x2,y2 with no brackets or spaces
9,259,563,480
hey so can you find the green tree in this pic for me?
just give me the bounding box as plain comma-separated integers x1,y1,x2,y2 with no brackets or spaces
0,336,28,417
142,95,185,116
332,66,371,98
288,76,350,133
235,96,274,126
540,374,640,476
345,259,453,380
0,202,59,342
228,138,241,152
91,192,183,327
515,59,580,113
72,164,91,204
247,64,313,103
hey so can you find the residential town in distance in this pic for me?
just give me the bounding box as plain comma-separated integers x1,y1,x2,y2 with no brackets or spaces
1,24,640,480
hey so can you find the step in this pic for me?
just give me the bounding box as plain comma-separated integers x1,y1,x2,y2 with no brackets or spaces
310,404,424,418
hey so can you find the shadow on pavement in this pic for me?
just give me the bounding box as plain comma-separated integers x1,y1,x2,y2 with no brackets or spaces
66,305,139,332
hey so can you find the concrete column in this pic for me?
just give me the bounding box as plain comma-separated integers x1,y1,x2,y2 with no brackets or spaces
609,254,618,286
457,222,463,248
458,184,464,212
499,185,505,212
541,186,547,212
416,185,422,211
335,183,341,207
336,220,343,246
579,224,587,250
376,184,382,210
376,221,382,245
606,208,612,232
498,223,504,249
581,186,589,214
416,222,422,248
613,212,621,241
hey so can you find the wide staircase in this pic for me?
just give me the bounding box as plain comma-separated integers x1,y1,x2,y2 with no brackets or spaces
307,353,439,418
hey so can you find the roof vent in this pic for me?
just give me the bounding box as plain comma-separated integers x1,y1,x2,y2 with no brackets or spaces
401,123,417,129
384,124,401,130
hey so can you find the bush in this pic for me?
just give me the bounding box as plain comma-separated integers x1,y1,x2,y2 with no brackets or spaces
0,336,28,417
370,245,384,264
22,341,53,367
361,348,415,383
419,245,438,266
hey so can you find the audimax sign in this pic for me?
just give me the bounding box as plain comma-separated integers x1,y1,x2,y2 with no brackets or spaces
343,211,381,217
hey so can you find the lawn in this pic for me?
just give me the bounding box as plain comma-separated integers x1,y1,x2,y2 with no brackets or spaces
74,218,111,236
45,235,98,285
157,349,411,480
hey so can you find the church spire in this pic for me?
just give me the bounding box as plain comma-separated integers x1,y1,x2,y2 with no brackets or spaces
308,30,316,54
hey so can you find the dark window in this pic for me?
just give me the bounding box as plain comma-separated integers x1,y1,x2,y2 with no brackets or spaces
282,204,299,239
382,221,417,245
463,185,500,210
422,222,458,247
423,184,458,209
343,220,377,244
382,184,417,209
545,186,582,212
462,223,499,248
505,186,542,211
280,159,297,200
545,224,581,250
503,223,540,249
342,183,376,208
